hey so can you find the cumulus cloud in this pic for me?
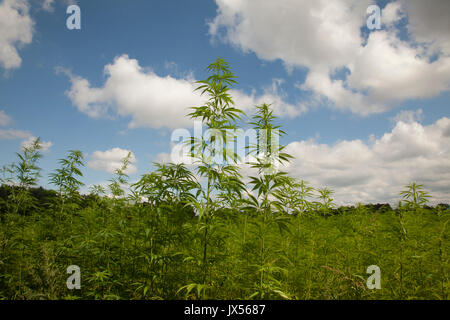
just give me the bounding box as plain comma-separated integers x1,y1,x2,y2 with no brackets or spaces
64,55,203,129
88,147,137,174
0,128,30,140
209,0,450,115
284,117,450,205
154,152,172,164
0,0,34,70
209,0,367,72
346,31,450,103
403,0,450,55
233,79,307,118
382,1,404,26
62,55,305,129
0,111,51,151
0,110,12,126
390,109,423,124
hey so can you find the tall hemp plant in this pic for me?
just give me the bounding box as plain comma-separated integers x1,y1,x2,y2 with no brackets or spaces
3,137,43,297
400,182,431,210
154,162,198,206
49,150,85,216
273,178,314,216
109,151,133,200
185,58,244,286
396,182,431,297
131,162,198,208
273,178,314,268
246,103,292,210
7,137,44,215
244,103,293,299
315,186,336,215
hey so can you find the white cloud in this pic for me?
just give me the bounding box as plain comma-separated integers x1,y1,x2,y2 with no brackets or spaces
0,110,12,126
346,31,450,104
63,55,305,129
284,117,450,205
0,111,51,151
301,69,386,115
382,1,404,26
154,152,171,164
0,128,30,140
209,0,450,115
390,109,423,124
21,135,52,152
403,0,450,55
209,0,367,72
63,55,202,129
0,126,51,152
232,79,307,118
88,147,137,174
0,0,34,70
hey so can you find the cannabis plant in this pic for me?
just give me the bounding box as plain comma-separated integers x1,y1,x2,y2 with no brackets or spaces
109,152,133,199
245,103,293,299
273,177,314,215
186,57,244,282
49,150,84,215
315,187,336,215
7,137,43,215
400,182,431,209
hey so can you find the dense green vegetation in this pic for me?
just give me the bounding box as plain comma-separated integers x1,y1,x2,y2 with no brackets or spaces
0,59,448,300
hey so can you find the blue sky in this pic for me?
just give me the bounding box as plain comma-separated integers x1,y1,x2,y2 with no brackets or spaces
0,0,449,204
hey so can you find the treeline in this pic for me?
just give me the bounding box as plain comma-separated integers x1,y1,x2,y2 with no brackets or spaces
0,185,99,215
0,184,448,218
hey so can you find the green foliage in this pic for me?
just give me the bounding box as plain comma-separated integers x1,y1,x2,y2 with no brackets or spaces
109,152,132,199
0,194,447,300
49,150,84,215
400,182,431,209
315,187,336,215
14,138,43,189
0,137,43,216
0,59,447,300
185,57,246,284
274,178,314,215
